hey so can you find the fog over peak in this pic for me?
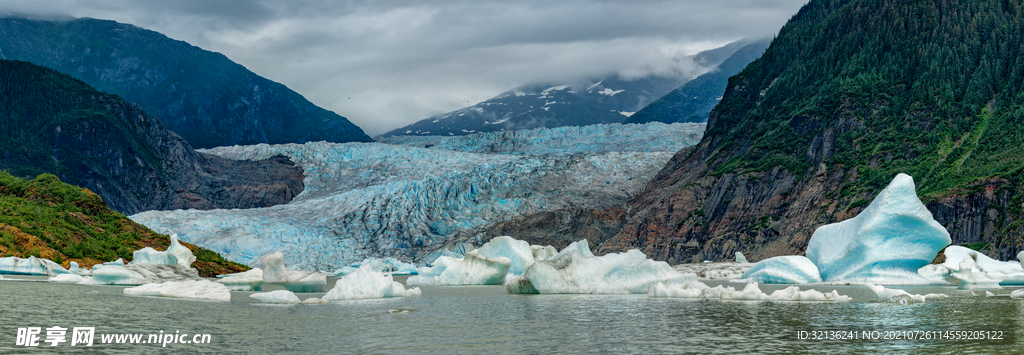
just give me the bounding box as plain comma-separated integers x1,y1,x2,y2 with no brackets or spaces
0,0,807,135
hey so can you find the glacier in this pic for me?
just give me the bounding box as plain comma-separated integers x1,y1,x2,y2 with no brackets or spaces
131,122,700,271
805,174,951,283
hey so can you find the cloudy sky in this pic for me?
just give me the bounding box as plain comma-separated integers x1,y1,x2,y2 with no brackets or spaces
0,0,807,135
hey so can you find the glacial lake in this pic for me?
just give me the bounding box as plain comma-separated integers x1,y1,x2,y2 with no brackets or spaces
1,276,1022,354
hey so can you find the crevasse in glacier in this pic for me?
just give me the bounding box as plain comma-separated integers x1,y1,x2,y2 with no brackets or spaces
130,123,702,271
805,174,951,283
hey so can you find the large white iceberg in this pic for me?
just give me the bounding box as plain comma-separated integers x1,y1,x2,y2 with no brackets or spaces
941,246,1024,284
130,234,196,267
474,236,538,276
216,268,265,291
48,273,87,284
261,252,326,292
408,252,511,286
741,256,823,284
507,248,692,294
805,174,951,283
322,265,421,300
123,280,231,301
0,256,70,276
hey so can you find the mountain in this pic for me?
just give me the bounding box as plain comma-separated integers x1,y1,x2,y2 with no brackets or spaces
378,41,755,138
0,16,372,148
130,122,705,270
0,172,247,276
599,0,1024,264
624,38,772,124
0,59,305,215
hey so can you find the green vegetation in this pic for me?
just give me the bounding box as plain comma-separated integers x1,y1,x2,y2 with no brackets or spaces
705,0,1024,206
0,171,247,276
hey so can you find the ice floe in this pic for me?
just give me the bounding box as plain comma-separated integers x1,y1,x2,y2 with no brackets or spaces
507,248,692,294
648,281,851,302
130,234,196,267
48,273,87,284
261,252,326,292
741,256,823,284
250,290,300,304
322,265,421,300
216,268,265,291
864,283,948,304
78,264,200,286
123,280,231,301
0,256,70,276
806,174,950,283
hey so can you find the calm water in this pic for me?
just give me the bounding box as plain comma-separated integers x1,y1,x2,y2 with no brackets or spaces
1,277,1022,354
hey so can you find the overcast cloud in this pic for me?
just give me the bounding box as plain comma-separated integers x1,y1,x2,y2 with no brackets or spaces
0,0,807,135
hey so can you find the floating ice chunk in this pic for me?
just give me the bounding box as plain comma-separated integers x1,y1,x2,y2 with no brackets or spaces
68,261,80,275
742,256,822,284
261,252,326,293
80,264,200,286
766,286,852,302
0,256,70,276
216,268,265,291
48,273,87,284
949,258,1003,290
673,262,751,280
322,265,421,301
250,290,301,304
406,256,460,286
864,283,948,303
475,236,536,275
648,281,850,302
428,251,511,286
735,252,748,263
124,280,231,301
131,234,196,267
1010,289,1024,299
806,174,951,283
942,246,1024,284
105,259,125,266
917,264,951,283
347,257,419,274
508,248,691,294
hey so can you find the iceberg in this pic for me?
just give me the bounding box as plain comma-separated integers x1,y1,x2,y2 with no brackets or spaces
648,281,850,302
123,280,231,301
250,290,301,304
130,234,196,267
410,252,511,286
79,264,200,286
941,246,1024,284
917,264,951,283
1010,289,1024,299
949,257,1003,290
322,265,421,300
672,262,752,280
48,273,87,284
735,252,748,263
864,283,948,304
216,268,265,291
0,256,70,276
507,248,692,294
474,236,537,276
68,261,81,275
261,252,326,293
406,256,460,286
741,256,823,284
805,174,951,283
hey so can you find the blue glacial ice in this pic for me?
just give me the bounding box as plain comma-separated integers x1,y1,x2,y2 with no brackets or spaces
507,247,693,294
805,174,951,283
123,279,232,301
741,256,822,284
378,122,705,156
0,256,70,275
322,265,421,300
408,236,561,286
216,268,265,291
131,234,196,267
130,122,701,271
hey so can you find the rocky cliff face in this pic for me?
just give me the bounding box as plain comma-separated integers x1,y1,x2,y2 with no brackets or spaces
0,16,371,148
0,60,304,215
594,0,1024,263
